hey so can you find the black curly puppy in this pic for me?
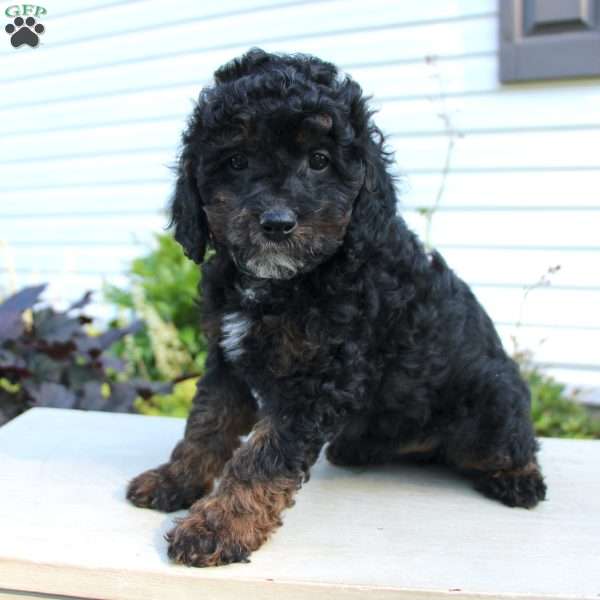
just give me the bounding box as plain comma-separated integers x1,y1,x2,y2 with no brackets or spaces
127,48,546,567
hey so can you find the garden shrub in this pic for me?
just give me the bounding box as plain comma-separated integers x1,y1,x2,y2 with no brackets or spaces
515,350,600,439
104,234,207,382
0,284,169,426
135,377,199,418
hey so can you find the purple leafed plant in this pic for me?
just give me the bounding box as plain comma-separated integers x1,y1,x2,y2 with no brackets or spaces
0,284,171,426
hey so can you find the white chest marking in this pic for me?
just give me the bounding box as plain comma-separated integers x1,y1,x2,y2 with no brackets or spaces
220,312,252,361
251,387,265,410
239,286,257,302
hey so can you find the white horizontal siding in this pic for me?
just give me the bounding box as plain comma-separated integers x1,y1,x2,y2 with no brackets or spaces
0,183,172,215
402,170,600,207
404,210,600,248
2,215,165,244
1,0,599,402
0,54,499,111
439,247,599,289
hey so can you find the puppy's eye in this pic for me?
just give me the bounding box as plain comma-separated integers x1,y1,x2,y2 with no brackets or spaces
309,152,330,171
229,153,248,170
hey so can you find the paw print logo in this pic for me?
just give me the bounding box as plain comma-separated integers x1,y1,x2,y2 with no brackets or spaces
5,16,45,48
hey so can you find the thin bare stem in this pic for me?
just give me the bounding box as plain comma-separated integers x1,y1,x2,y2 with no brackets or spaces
420,55,463,250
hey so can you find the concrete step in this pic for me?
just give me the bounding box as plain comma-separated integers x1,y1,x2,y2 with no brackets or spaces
0,407,598,600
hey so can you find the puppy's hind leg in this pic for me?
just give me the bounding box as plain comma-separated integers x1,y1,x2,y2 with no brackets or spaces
326,432,395,466
127,350,257,512
443,362,546,509
469,458,546,509
326,415,440,467
326,417,384,466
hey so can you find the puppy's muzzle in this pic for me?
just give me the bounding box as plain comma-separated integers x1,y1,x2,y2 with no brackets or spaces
259,209,297,242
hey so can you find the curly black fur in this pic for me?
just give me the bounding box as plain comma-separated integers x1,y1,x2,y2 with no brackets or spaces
128,48,546,567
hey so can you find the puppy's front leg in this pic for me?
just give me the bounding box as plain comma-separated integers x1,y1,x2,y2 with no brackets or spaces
127,350,256,512
166,416,323,567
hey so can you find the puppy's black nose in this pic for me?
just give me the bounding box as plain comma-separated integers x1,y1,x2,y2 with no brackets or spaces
259,209,297,240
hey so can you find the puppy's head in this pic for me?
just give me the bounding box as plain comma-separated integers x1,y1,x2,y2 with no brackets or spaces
170,48,392,278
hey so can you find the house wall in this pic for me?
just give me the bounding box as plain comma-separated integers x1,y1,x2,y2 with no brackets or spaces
1,0,599,402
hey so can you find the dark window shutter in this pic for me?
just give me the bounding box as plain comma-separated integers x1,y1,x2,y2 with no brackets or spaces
500,0,600,82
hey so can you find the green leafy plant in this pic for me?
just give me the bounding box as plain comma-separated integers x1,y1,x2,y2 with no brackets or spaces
0,285,170,426
508,266,600,439
104,234,207,382
515,350,600,439
135,377,198,418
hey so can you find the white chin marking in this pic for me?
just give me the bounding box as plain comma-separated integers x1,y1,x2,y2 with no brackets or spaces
246,253,302,280
220,311,251,361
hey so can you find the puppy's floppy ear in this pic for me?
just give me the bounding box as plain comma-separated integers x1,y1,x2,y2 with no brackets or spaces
337,78,397,247
169,154,209,264
350,127,397,246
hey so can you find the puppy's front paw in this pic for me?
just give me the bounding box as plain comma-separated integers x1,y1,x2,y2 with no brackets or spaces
127,465,209,512
166,498,256,567
127,467,184,512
